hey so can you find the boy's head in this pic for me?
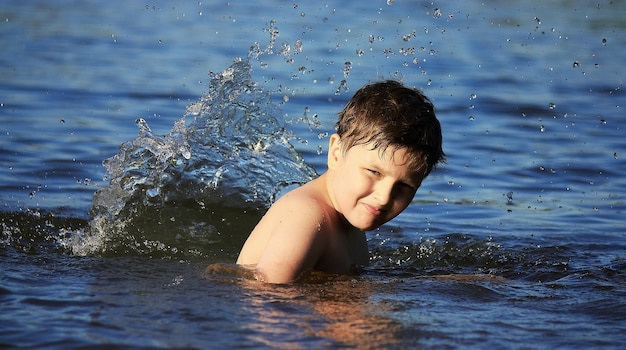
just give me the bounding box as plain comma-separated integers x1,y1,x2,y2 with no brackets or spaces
336,80,445,177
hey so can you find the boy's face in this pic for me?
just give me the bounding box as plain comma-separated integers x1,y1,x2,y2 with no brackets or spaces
327,134,424,231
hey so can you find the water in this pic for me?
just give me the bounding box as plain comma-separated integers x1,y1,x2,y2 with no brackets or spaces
1,1,625,348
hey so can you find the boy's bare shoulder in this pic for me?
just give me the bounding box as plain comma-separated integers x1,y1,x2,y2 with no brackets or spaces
242,180,337,282
269,179,330,219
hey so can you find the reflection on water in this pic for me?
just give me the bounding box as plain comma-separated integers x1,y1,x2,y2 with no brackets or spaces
204,266,516,348
210,270,403,348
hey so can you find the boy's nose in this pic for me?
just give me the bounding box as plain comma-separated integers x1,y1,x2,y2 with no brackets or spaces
374,180,394,208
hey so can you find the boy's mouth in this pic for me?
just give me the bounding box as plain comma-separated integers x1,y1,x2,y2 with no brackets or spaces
363,203,383,216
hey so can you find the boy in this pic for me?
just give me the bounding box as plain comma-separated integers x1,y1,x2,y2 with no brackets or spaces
236,80,444,283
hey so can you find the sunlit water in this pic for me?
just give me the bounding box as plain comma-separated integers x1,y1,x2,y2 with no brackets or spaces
1,1,625,348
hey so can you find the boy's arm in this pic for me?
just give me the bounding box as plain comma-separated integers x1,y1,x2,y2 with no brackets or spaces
254,197,328,284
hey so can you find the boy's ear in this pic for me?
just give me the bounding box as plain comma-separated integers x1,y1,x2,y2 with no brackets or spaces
327,133,342,170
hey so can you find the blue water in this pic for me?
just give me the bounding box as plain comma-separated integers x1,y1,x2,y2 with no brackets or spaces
1,1,625,348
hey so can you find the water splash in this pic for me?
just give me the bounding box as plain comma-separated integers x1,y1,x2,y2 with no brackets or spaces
64,58,317,257
371,234,504,275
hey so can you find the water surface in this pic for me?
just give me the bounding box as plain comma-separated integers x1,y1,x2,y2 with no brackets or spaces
1,1,625,348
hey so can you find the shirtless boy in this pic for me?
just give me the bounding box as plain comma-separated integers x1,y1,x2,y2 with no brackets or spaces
236,80,445,283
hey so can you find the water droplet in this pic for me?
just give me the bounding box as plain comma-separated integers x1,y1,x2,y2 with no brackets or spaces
386,0,394,4
548,102,556,110
335,80,348,95
572,61,580,67
293,39,303,54
540,125,545,132
181,149,191,160
433,8,442,18
343,61,352,78
468,115,475,121
146,187,160,198
470,93,477,100
602,38,607,46
60,119,65,124
505,191,513,203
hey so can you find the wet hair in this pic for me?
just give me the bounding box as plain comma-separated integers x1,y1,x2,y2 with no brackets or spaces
336,80,445,176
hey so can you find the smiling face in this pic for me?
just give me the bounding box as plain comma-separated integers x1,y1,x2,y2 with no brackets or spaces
326,134,426,231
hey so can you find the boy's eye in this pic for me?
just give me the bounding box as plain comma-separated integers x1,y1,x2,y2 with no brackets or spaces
401,182,417,192
366,168,381,176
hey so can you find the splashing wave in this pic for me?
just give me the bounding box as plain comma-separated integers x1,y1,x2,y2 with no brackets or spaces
63,58,317,257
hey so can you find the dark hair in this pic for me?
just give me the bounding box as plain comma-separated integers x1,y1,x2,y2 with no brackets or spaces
336,80,445,176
